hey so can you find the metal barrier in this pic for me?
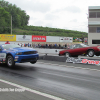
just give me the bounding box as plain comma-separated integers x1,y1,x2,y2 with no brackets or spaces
35,48,63,55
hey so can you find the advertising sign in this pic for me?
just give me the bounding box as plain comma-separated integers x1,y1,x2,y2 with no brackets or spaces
60,37,73,42
0,34,16,41
47,36,59,42
32,35,46,42
16,35,32,41
66,57,100,65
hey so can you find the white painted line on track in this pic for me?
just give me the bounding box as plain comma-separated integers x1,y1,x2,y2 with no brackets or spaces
51,64,59,66
90,69,100,71
0,79,65,100
73,67,83,69
66,66,100,72
65,66,75,68
59,65,67,67
43,63,52,65
81,68,90,70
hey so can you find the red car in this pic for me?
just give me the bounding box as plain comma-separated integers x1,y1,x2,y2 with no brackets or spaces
59,44,100,57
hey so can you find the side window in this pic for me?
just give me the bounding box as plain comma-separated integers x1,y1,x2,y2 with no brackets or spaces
75,44,82,48
75,44,78,48
89,12,96,18
78,45,82,48
97,27,100,33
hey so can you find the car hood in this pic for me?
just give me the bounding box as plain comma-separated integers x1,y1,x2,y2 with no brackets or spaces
7,47,36,52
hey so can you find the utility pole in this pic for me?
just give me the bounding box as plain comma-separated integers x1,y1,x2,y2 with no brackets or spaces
11,15,12,35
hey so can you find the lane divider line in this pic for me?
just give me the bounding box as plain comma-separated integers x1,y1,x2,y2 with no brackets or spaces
0,79,65,100
37,62,100,72
52,64,59,66
59,65,67,67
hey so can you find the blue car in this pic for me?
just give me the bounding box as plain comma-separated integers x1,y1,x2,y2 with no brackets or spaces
0,44,39,68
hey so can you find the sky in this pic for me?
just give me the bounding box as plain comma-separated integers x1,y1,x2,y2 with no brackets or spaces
5,0,100,32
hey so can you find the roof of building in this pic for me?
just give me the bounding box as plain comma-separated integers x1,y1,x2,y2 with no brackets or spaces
89,6,100,10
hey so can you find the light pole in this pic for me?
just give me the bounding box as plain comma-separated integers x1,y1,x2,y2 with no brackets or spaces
11,15,12,35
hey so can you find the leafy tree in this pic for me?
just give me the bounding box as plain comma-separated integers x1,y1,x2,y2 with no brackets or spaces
0,0,30,28
0,0,88,38
0,7,10,33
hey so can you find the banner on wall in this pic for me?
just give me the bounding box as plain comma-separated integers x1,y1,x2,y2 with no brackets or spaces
32,35,46,42
60,37,73,42
47,36,59,42
16,35,32,41
66,57,100,65
0,34,16,41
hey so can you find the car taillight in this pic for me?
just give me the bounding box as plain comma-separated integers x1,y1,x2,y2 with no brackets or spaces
97,46,100,50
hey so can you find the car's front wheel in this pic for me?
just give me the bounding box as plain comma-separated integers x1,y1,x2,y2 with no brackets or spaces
6,55,15,68
65,52,71,57
87,50,94,57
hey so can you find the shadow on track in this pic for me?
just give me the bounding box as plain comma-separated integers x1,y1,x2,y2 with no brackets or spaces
0,63,37,71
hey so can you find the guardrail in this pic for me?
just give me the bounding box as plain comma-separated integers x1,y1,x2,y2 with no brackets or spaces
37,48,100,65
35,48,63,55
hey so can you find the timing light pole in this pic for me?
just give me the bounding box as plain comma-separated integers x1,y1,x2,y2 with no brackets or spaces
11,15,12,35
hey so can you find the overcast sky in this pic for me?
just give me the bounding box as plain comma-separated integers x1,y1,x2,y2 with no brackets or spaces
6,0,100,32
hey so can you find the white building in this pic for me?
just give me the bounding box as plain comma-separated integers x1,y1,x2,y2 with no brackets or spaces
88,6,100,46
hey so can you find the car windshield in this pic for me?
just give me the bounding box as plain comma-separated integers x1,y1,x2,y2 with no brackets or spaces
2,44,21,50
80,44,89,47
69,44,88,49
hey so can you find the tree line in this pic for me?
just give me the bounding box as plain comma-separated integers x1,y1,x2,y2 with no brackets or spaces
0,0,88,38
0,0,29,34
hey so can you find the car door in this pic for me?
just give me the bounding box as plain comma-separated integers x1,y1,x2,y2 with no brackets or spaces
70,44,83,55
0,46,6,63
72,44,87,55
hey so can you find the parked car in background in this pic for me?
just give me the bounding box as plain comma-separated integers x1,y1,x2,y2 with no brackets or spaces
0,44,39,68
59,43,100,57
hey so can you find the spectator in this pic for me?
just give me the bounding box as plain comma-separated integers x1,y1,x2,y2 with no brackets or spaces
5,41,10,44
28,43,30,47
65,44,67,48
46,44,48,48
58,44,61,48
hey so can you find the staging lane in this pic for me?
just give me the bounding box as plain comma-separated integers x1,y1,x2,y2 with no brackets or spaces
0,61,100,100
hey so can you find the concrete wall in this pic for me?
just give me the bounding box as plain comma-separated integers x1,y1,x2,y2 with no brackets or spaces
35,48,63,55
88,7,100,46
89,18,100,22
88,33,100,46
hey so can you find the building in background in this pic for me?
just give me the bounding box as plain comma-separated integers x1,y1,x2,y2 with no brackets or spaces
88,6,100,46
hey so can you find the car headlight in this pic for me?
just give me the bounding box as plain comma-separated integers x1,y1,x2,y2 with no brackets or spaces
16,52,22,55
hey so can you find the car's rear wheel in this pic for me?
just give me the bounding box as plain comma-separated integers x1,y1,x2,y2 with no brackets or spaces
87,50,94,57
30,61,37,64
65,52,71,57
6,55,15,68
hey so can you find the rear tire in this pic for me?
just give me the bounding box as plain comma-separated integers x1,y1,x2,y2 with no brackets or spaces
6,55,15,68
87,50,94,57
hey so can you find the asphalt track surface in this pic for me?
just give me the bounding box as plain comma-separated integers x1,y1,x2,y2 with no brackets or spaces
0,59,100,100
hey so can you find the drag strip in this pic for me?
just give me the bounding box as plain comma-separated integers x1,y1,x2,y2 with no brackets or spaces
0,60,100,100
